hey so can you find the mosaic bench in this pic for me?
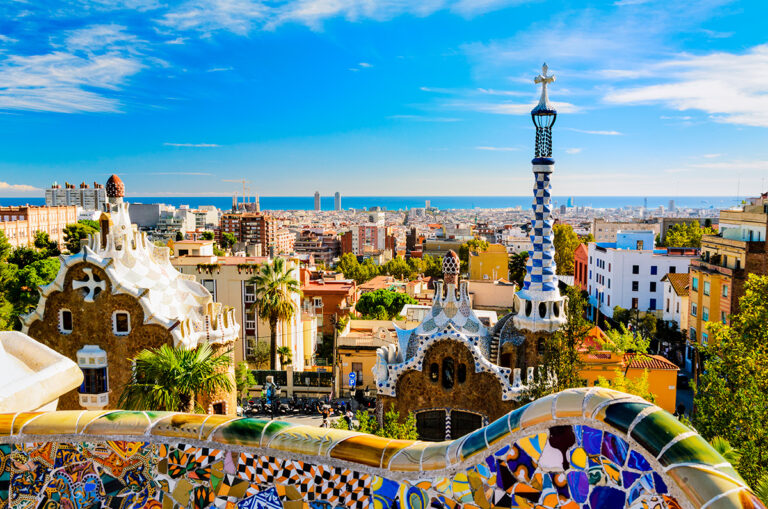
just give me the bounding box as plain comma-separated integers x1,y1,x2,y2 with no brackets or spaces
0,387,761,509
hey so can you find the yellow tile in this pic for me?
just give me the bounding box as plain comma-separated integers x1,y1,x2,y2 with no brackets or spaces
82,411,150,436
388,441,430,472
199,415,239,441
666,465,745,507
75,411,110,433
554,390,586,419
706,489,763,509
0,414,17,436
520,394,556,428
11,413,43,435
18,411,84,435
151,413,211,440
317,429,361,457
420,442,449,471
583,388,630,418
379,439,414,469
329,434,392,468
266,425,329,457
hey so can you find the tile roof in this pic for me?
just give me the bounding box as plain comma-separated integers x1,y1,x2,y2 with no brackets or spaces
662,272,689,297
624,353,680,371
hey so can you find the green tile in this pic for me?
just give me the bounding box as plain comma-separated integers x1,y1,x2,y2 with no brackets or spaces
460,428,487,460
260,420,295,446
659,435,726,468
508,403,526,432
630,410,690,457
214,418,270,446
603,402,652,434
484,414,510,445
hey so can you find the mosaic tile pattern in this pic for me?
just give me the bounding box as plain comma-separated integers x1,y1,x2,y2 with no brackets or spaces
0,388,762,508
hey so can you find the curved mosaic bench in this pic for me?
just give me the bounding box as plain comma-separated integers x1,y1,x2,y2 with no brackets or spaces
0,387,761,509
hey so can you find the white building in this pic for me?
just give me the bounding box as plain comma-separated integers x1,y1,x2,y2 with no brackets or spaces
586,231,697,319
45,182,107,211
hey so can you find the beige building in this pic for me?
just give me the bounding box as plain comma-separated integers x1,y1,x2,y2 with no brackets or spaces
467,279,518,310
171,241,318,370
0,205,77,248
592,218,660,243
337,319,404,394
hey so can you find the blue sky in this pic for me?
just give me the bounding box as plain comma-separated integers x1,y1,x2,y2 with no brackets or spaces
0,0,767,197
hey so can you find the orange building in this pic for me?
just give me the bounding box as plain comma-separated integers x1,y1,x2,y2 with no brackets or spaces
574,243,588,291
300,268,357,336
0,205,77,249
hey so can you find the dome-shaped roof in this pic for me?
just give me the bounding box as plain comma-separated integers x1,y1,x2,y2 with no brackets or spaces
106,174,124,198
442,250,460,275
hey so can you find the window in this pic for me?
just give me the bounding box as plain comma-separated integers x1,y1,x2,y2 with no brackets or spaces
721,311,727,324
80,367,108,394
669,266,676,274
703,281,710,296
112,311,130,335
607,295,610,306
537,337,546,356
589,256,592,264
351,362,363,385
703,307,709,321
632,281,639,292
650,298,656,310
589,270,592,280
702,333,708,346
690,328,696,341
650,282,657,292
692,277,698,291
59,309,73,334
723,285,729,297
632,265,639,274
313,297,323,308
457,364,467,384
202,279,216,299
676,302,679,313
608,263,611,271
442,358,455,389
691,303,697,317
666,299,670,312
650,265,658,275
632,297,639,309
608,279,611,288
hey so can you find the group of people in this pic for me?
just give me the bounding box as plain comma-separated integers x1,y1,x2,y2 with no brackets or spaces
320,404,354,429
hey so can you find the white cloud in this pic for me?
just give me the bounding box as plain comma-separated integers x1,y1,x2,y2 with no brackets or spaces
163,142,221,147
358,62,372,68
160,0,269,35
475,146,518,151
604,45,768,127
62,24,140,53
565,148,582,154
703,153,722,158
206,66,233,72
456,100,580,115
0,181,40,193
564,128,623,135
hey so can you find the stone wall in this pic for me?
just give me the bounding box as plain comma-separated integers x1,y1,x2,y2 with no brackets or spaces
0,387,759,508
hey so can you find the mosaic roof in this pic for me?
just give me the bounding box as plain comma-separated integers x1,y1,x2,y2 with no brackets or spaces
0,387,761,508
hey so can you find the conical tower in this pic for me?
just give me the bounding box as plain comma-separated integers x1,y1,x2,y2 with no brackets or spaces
513,64,568,333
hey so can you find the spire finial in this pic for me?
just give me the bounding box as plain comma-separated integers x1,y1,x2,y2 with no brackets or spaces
534,63,555,111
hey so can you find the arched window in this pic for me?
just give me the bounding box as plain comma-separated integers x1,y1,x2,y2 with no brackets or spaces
442,358,455,389
112,311,131,336
457,363,467,384
538,302,547,319
525,301,533,317
429,363,439,382
59,309,73,334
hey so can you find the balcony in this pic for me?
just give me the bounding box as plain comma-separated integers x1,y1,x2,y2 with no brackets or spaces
691,259,737,277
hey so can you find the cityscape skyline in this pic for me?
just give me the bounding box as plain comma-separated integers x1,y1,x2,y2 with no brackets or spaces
1,0,767,197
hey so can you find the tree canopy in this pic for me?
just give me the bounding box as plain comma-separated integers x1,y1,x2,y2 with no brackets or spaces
63,221,97,253
508,251,528,287
693,274,768,486
201,231,215,241
553,223,579,275
355,289,416,320
663,222,716,248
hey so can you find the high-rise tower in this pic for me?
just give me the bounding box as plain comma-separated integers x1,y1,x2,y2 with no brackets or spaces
334,192,341,211
314,191,321,211
513,64,568,333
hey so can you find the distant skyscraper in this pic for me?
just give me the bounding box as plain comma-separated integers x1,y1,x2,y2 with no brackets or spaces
644,197,648,209
669,199,675,212
567,197,574,207
314,191,321,211
425,199,431,209
334,192,341,211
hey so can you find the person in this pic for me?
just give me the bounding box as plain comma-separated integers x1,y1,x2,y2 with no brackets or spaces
264,376,277,420
320,406,329,428
344,408,353,429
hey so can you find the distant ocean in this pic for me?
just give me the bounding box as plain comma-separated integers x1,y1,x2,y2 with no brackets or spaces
0,195,739,211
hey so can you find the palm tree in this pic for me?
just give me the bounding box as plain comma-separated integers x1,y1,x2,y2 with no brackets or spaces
119,343,233,413
509,251,529,287
248,257,300,370
276,346,293,369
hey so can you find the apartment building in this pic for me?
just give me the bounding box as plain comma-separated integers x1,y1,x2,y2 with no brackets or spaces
341,224,394,256
0,205,77,248
294,230,341,265
300,268,357,337
586,231,697,319
45,181,106,211
688,196,768,350
219,212,293,255
592,218,660,243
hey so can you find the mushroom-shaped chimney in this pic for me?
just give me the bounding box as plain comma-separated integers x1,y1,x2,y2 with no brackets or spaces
442,250,460,285
106,174,125,199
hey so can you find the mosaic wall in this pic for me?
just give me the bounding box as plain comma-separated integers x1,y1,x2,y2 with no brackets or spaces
0,388,762,509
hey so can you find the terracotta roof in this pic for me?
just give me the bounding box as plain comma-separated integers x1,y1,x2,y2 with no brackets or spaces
662,272,689,297
624,353,679,371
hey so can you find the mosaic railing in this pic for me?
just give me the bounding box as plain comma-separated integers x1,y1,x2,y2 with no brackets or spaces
0,387,762,509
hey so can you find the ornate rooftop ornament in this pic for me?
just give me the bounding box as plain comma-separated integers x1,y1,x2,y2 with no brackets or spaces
531,63,557,159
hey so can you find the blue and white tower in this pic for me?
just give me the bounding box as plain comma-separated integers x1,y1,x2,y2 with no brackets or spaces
513,64,568,333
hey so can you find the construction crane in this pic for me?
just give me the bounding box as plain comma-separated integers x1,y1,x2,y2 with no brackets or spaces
223,179,252,205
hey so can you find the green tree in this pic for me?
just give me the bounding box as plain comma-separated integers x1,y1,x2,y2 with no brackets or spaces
355,289,416,320
664,222,716,248
693,275,768,485
709,436,742,465
603,323,651,355
235,361,256,400
580,233,595,244
78,219,101,231
118,343,233,413
508,252,528,287
221,232,237,249
8,246,45,269
175,231,184,241
406,256,426,276
201,231,215,241
383,256,410,280
5,258,59,328
347,405,419,439
597,368,656,403
248,258,300,370
33,231,60,257
248,340,271,369
276,346,293,368
421,254,443,278
336,253,382,284
553,223,579,276
63,222,97,253
0,231,11,263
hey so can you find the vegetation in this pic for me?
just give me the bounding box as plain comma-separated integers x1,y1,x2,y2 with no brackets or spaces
336,252,443,284
175,231,184,241
63,220,98,253
612,306,657,340
580,233,595,244
602,323,651,355
508,252,528,287
235,361,256,399
597,369,656,403
248,258,300,370
355,288,416,320
458,238,489,272
662,221,716,248
693,275,768,485
201,231,215,240
553,223,579,275
276,346,293,368
335,405,419,440
119,343,233,413
247,340,271,369
220,232,237,249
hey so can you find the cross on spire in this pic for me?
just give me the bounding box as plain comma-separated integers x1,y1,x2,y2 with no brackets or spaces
534,63,555,109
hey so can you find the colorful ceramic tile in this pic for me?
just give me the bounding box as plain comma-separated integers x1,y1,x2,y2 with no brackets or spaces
14,411,82,435
81,411,151,436
10,413,43,435
519,394,556,428
601,402,652,434
630,410,691,458
329,435,392,468
419,442,449,470
151,413,212,439
388,442,429,472
554,390,586,418
666,465,746,507
659,435,728,468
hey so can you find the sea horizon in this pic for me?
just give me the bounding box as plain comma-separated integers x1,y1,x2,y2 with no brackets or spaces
0,195,741,211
